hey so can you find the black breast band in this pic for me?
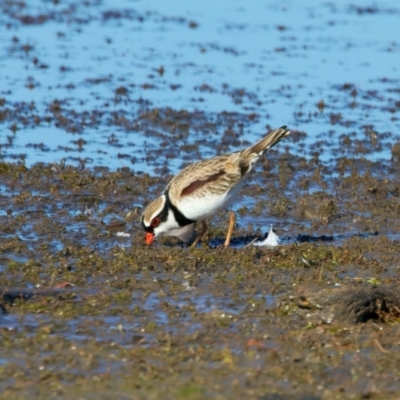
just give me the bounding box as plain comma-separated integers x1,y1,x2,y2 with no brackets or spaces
164,189,195,227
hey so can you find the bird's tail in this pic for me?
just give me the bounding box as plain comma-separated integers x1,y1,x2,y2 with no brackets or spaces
249,126,290,155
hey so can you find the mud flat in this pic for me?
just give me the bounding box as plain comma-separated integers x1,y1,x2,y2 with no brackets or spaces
1,151,400,399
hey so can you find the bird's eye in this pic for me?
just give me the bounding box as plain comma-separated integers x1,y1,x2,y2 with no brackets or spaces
151,217,160,227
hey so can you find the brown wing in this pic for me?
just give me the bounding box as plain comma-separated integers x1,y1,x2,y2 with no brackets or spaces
166,155,243,202
165,126,290,203
180,169,225,196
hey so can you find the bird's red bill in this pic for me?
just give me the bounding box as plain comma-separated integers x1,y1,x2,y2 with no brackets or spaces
145,232,154,245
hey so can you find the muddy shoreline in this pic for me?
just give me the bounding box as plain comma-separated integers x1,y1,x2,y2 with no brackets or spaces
1,156,400,399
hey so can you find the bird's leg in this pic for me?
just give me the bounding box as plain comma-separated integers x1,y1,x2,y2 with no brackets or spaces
224,211,236,247
191,220,209,247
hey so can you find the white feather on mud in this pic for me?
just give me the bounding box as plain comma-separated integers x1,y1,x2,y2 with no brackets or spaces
253,226,280,247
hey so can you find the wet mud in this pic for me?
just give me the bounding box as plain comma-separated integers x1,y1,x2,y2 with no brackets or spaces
1,0,400,399
1,151,400,399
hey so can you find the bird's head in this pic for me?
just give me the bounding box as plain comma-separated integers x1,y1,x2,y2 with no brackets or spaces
141,194,195,245
141,196,167,245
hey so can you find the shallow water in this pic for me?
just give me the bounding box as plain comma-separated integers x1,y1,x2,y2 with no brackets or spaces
1,0,399,170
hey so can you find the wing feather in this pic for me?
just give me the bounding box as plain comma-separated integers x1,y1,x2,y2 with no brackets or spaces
166,155,242,202
180,169,225,197
165,126,290,204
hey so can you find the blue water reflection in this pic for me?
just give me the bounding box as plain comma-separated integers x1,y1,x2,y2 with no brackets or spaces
0,0,399,169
